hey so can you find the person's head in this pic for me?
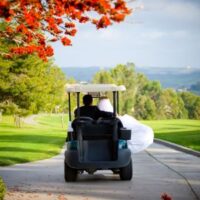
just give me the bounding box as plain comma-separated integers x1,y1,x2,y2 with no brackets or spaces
83,94,93,106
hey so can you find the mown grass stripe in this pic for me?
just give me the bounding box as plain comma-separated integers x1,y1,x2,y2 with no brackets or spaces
0,114,67,166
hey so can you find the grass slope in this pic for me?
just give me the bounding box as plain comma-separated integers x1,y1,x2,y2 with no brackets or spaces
143,120,200,152
0,114,67,166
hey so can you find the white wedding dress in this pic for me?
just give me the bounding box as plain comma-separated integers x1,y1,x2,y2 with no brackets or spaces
98,98,154,154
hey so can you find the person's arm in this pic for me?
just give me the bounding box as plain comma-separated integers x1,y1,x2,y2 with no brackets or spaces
96,107,113,118
101,110,113,118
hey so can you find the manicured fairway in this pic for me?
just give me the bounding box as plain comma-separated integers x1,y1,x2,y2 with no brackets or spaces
143,120,200,152
1,116,199,166
0,115,67,166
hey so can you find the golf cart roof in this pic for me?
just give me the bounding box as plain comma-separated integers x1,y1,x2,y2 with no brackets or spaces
66,84,126,93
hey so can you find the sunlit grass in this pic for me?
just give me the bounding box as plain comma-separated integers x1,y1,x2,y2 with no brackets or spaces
143,120,200,152
0,114,68,166
1,116,199,166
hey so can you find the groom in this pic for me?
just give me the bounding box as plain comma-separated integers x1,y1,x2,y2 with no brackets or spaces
74,94,113,120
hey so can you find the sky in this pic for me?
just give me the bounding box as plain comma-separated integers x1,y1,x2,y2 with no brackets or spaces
52,0,200,68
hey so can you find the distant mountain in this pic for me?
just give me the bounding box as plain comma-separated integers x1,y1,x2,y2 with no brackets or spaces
135,66,200,89
61,66,200,91
62,66,109,82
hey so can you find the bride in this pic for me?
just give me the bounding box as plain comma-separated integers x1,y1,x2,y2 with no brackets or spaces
97,97,154,154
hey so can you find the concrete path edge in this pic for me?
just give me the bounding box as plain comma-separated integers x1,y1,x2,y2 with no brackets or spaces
154,138,200,157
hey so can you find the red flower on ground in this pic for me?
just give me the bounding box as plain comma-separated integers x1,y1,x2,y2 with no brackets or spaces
161,193,172,200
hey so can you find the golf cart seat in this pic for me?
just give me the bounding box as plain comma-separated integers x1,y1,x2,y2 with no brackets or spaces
71,116,130,140
71,117,122,161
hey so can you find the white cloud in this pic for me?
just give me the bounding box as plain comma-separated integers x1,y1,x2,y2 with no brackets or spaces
141,0,200,21
164,1,200,20
99,29,121,40
141,31,167,39
170,30,188,38
77,26,121,41
140,30,189,40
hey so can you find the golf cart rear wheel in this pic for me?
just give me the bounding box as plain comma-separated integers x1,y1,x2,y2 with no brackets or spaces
120,159,132,180
64,162,77,182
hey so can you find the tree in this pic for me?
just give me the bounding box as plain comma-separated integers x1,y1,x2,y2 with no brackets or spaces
157,89,187,119
193,98,200,119
63,77,77,114
92,63,200,120
135,73,149,94
134,95,156,120
190,81,200,95
0,53,66,115
0,21,67,115
141,81,162,101
93,70,114,85
93,63,137,115
180,92,200,119
0,0,131,60
92,69,114,103
110,64,137,115
134,75,162,119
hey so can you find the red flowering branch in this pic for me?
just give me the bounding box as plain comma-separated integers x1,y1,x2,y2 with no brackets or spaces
0,0,131,61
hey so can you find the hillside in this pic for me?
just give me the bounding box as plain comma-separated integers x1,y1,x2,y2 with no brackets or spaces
62,66,107,82
137,66,200,89
62,66,200,92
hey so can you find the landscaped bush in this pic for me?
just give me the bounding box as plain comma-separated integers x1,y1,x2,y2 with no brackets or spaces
0,177,6,200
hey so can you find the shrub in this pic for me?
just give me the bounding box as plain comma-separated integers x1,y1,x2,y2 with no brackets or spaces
0,177,6,200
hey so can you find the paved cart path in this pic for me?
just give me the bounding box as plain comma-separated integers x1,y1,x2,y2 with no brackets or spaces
0,143,200,200
22,114,38,125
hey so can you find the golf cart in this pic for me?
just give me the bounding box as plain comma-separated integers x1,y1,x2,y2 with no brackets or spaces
64,84,132,182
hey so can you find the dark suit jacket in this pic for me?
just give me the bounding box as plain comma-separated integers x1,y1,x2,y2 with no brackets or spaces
74,105,113,120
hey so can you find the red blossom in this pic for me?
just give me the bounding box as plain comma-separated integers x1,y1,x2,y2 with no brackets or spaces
96,16,111,29
161,193,172,200
111,13,125,22
0,0,10,19
6,27,13,34
65,29,77,36
24,10,40,29
79,16,89,23
115,0,126,10
0,0,8,7
55,18,63,25
45,46,54,57
65,22,75,28
16,24,27,33
92,19,98,25
61,37,71,46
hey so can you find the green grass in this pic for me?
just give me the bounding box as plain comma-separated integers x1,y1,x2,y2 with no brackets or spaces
0,114,68,166
1,116,199,166
142,120,200,152
0,177,6,200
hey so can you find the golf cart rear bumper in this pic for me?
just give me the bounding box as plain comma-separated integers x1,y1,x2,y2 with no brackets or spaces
64,149,131,169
